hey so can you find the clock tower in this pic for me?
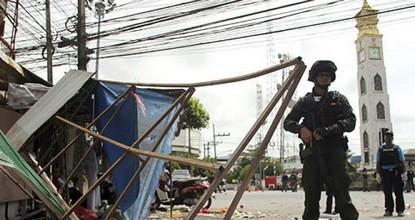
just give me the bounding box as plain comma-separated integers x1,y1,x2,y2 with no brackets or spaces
355,0,392,167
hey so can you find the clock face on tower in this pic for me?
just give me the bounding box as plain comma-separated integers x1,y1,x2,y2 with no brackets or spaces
369,47,381,59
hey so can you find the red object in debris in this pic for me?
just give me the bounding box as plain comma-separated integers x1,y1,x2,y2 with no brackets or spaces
264,176,277,190
199,208,209,214
74,206,97,220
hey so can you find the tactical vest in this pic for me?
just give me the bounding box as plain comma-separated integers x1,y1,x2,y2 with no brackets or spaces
380,145,400,166
302,91,343,134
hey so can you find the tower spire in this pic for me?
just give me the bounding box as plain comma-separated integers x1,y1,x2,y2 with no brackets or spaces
355,0,380,39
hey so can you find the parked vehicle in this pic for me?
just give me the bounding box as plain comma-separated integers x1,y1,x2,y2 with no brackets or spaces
151,170,212,210
264,176,278,190
171,169,191,181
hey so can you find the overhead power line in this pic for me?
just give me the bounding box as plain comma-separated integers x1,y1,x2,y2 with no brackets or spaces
8,0,415,73
95,3,415,59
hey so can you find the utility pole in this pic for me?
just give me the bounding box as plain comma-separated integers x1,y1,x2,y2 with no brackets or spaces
206,142,210,158
45,0,53,83
77,0,87,71
212,123,230,161
212,124,216,160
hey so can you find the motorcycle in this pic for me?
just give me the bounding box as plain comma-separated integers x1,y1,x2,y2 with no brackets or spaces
151,175,213,210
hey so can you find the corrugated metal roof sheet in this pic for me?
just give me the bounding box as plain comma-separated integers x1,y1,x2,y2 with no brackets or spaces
6,70,93,150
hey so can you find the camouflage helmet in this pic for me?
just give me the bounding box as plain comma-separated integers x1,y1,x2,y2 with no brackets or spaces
308,60,337,82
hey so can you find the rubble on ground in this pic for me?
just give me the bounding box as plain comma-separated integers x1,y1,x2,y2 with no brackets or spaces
148,206,270,219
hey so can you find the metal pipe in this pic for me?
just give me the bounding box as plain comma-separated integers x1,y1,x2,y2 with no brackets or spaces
99,57,301,88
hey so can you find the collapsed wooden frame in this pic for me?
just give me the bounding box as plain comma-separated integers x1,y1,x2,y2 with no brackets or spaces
8,57,305,219
186,60,306,219
55,86,224,219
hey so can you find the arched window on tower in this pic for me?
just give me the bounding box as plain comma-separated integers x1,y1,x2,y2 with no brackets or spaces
360,77,366,94
362,105,368,122
374,74,383,91
363,131,369,149
364,151,370,163
377,102,385,119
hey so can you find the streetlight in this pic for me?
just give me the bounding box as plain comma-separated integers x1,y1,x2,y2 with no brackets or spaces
87,0,116,78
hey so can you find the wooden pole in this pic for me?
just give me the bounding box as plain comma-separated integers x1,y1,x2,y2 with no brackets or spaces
57,116,221,171
58,88,217,219
24,157,79,219
32,83,96,160
0,167,38,202
104,88,197,219
59,89,132,192
185,62,305,220
38,86,134,174
224,63,305,219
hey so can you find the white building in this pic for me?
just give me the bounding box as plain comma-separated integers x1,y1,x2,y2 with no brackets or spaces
282,155,302,171
355,0,392,167
171,128,202,157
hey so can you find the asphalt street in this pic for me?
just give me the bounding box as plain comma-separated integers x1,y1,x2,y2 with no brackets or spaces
203,189,415,219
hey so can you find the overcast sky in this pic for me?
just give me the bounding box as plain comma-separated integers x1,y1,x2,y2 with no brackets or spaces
47,0,415,158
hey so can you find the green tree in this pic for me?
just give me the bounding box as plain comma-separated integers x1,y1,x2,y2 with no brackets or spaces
171,97,209,175
262,157,284,176
181,97,210,130
225,146,284,183
239,164,252,181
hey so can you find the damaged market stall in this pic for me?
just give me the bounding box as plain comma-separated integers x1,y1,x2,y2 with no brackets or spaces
1,57,305,220
4,69,220,219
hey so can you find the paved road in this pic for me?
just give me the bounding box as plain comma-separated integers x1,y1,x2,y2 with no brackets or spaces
205,190,415,219
151,190,415,219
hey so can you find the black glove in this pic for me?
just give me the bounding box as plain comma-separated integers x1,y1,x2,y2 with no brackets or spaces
315,124,342,137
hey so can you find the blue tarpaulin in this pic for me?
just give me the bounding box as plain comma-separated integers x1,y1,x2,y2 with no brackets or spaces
94,82,180,220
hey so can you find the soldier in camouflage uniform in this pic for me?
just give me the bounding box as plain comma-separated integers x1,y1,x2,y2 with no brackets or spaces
284,60,359,220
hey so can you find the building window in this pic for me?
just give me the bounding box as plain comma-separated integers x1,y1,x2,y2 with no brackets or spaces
377,102,385,119
364,151,370,163
362,105,367,122
363,131,369,148
360,77,366,94
374,74,383,91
